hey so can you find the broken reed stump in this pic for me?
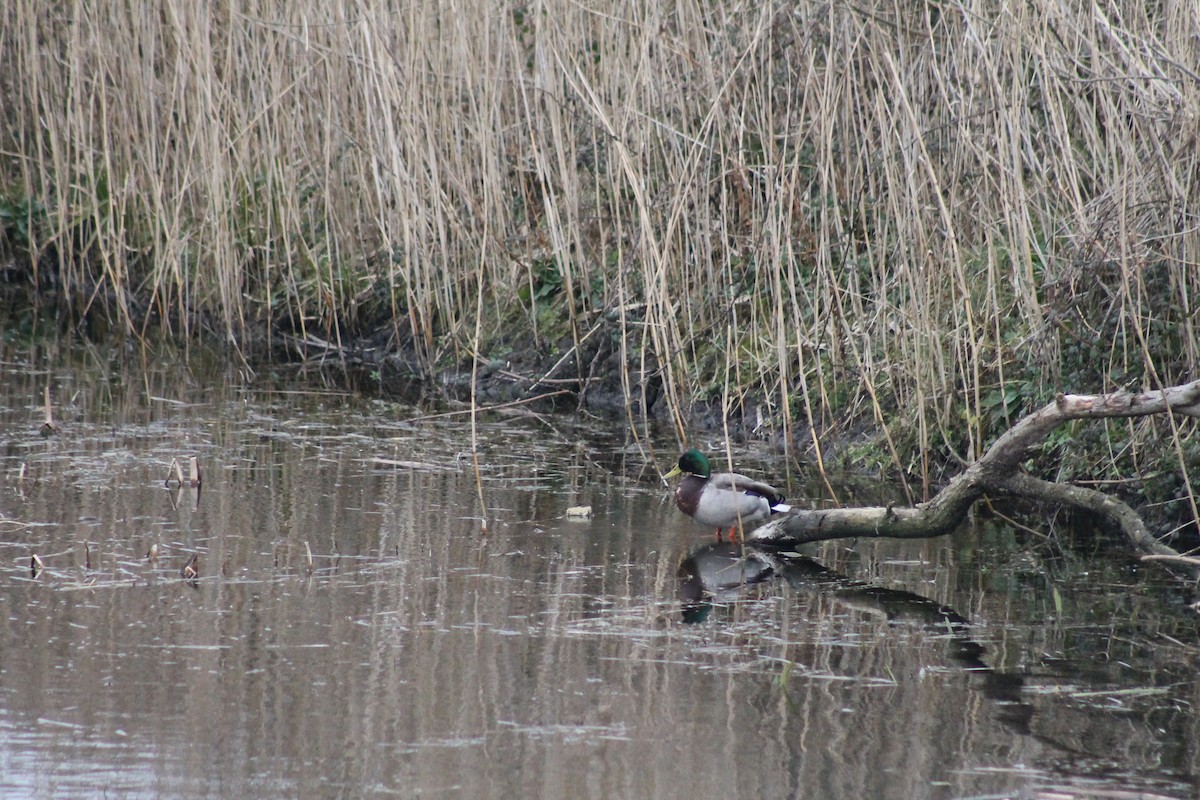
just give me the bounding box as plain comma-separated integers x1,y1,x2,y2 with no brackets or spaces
39,385,58,437
165,456,202,488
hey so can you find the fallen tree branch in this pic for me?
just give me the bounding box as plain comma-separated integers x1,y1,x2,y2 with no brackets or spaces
992,473,1180,562
750,380,1200,577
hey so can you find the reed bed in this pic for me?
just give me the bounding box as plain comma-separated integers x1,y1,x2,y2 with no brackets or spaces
2,0,1198,483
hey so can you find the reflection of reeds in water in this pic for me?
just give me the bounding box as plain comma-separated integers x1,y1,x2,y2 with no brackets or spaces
3,0,1197,491
4,399,1194,797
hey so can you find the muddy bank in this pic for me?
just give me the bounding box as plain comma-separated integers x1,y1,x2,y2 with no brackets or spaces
0,265,808,457
267,315,798,453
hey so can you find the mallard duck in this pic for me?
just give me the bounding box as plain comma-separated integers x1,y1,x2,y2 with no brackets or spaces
664,449,790,540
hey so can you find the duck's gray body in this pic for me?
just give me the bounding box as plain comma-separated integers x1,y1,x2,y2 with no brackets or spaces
675,472,782,531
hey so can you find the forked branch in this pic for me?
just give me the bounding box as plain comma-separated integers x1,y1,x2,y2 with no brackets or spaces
750,380,1200,575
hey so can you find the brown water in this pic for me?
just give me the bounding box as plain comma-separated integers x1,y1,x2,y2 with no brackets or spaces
1,341,1197,799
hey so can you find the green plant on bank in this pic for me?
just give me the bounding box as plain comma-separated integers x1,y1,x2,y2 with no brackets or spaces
0,192,46,249
518,256,565,307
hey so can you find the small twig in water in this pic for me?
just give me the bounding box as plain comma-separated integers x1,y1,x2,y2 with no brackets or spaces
399,390,570,425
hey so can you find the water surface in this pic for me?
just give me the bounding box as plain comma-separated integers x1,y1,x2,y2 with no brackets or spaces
1,342,1197,799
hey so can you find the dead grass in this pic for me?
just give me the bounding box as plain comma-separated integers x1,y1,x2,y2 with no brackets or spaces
1,0,1197,486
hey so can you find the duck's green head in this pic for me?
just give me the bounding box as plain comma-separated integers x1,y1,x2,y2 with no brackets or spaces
665,449,711,479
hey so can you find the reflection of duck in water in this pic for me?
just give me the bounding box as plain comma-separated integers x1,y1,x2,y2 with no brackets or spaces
678,542,838,623
678,542,776,621
675,541,1033,735
665,450,790,541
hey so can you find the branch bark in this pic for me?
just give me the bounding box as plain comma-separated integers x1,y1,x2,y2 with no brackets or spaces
750,380,1200,576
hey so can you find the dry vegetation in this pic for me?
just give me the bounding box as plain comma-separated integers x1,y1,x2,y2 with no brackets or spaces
1,1,1198,487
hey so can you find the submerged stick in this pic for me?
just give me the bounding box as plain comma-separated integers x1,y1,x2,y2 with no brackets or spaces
398,390,570,425
180,553,200,584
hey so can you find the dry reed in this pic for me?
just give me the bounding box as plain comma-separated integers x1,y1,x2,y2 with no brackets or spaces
1,0,1197,488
